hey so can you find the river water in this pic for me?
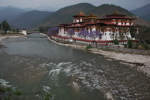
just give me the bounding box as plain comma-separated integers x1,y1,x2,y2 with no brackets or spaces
0,33,150,100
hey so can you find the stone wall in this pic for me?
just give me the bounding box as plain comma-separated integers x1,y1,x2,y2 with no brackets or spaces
51,36,150,55
95,44,150,55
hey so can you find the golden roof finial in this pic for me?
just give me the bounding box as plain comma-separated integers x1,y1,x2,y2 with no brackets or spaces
113,11,120,15
89,13,96,17
78,11,85,15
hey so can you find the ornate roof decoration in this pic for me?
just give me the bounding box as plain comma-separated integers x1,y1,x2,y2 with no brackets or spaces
106,11,126,17
113,11,120,15
85,13,98,20
73,12,87,17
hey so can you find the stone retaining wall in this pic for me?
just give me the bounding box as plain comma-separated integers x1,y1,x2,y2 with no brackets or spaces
95,44,150,55
73,42,150,56
51,36,150,55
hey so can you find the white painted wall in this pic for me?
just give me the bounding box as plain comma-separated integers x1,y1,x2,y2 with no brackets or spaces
80,18,82,22
58,27,135,41
22,30,27,35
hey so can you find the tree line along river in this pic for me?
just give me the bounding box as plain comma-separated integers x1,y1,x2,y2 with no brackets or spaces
0,33,150,100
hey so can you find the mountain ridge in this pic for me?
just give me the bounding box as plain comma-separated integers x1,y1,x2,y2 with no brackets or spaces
131,4,150,16
9,10,53,29
0,6,26,22
35,3,137,28
0,3,149,29
131,3,150,23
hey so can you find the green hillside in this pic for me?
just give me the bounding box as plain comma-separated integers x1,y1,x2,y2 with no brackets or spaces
36,3,135,28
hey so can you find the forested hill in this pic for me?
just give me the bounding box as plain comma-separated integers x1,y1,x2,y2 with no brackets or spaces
35,3,149,28
35,3,96,27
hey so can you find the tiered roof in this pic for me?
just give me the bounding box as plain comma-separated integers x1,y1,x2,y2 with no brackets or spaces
60,11,136,28
100,11,135,20
86,13,98,19
73,12,87,17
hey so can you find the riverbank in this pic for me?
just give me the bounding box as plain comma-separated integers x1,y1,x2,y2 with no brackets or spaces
0,34,25,48
48,37,150,77
0,34,25,41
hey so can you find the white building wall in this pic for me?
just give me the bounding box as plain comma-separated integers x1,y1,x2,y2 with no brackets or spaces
73,32,79,38
126,31,132,40
126,20,129,25
58,25,136,41
118,22,122,25
22,30,27,35
58,29,61,35
80,18,82,22
92,28,96,31
126,23,130,25
105,31,112,40
112,19,116,24
76,20,79,22
58,28,67,37
101,32,107,40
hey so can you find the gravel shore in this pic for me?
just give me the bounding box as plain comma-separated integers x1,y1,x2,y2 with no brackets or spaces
0,35,25,41
0,35,25,48
48,37,150,77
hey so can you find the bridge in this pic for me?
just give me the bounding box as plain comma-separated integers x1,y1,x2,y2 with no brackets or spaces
21,29,42,36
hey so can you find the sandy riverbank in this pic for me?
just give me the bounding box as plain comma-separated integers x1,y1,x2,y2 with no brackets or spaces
0,34,25,48
0,34,25,41
48,37,150,77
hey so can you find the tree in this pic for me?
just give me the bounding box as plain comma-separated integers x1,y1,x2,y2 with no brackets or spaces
1,20,10,34
88,30,103,47
78,29,89,39
130,26,137,38
39,26,45,33
67,29,75,38
127,39,132,48
0,23,1,30
88,30,103,41
113,39,119,45
111,27,117,40
44,93,52,100
16,28,19,33
136,26,150,43
118,27,126,40
47,27,59,36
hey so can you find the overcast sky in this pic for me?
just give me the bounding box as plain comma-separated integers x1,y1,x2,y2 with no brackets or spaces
0,0,150,11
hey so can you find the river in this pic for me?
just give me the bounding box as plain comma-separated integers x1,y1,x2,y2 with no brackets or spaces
0,33,150,100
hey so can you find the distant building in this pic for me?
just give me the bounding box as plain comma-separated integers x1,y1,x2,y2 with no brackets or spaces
21,29,27,35
56,12,138,43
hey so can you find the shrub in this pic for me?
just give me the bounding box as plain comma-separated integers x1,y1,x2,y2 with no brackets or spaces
124,44,127,48
113,40,119,45
44,93,52,100
13,90,23,96
86,44,93,49
128,40,132,48
138,45,144,49
142,43,149,49
133,43,140,49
